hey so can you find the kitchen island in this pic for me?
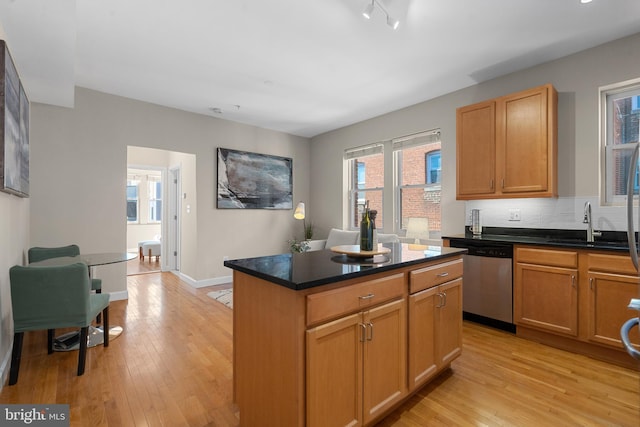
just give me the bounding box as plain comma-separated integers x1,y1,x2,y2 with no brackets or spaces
224,243,467,427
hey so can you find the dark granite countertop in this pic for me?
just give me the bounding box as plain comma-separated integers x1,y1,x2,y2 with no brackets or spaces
224,243,467,290
442,227,632,252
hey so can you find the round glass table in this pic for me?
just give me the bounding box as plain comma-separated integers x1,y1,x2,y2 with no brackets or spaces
30,252,137,351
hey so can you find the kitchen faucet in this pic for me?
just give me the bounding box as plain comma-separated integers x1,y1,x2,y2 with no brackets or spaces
583,201,602,242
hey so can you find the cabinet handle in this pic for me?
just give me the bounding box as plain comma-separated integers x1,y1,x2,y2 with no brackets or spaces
442,291,447,307
436,292,444,308
359,293,375,301
589,277,593,290
571,275,576,288
367,322,374,341
360,323,367,342
436,272,449,278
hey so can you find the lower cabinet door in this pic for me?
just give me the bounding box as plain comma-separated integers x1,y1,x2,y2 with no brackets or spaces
515,263,578,336
588,272,640,349
306,298,407,427
436,279,463,367
362,299,407,425
408,279,463,392
307,312,363,427
408,286,438,391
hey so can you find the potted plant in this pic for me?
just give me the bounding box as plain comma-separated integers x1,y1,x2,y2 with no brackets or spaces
288,239,310,253
304,221,314,240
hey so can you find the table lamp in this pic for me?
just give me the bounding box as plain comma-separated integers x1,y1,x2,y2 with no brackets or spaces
294,202,306,239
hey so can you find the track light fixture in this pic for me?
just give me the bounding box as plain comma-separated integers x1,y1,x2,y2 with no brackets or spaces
361,0,400,30
387,15,399,30
362,0,374,19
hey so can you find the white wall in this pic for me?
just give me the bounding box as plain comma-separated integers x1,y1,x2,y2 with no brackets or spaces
29,88,311,291
0,23,31,387
0,193,29,388
310,32,640,238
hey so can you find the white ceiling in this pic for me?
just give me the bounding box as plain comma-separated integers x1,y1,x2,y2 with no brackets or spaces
1,0,639,138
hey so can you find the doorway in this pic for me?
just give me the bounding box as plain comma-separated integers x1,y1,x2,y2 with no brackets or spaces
126,145,196,278
126,166,164,275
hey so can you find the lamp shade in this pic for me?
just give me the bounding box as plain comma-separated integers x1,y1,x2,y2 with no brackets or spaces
294,202,305,220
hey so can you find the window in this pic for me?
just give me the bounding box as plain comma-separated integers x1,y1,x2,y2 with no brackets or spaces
393,130,441,239
126,179,139,222
127,170,162,224
425,150,441,184
148,178,162,222
343,130,442,242
346,144,384,230
602,80,640,204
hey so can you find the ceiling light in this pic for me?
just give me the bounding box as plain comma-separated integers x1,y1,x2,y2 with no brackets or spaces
362,1,374,19
362,0,400,30
580,0,593,3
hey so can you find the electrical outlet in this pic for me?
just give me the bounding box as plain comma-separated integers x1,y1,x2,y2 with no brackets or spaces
509,209,521,221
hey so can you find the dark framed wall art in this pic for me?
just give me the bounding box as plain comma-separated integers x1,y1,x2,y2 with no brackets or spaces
0,40,29,197
217,147,292,209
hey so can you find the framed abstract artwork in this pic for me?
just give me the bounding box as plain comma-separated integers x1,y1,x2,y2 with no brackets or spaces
0,40,29,197
217,147,292,209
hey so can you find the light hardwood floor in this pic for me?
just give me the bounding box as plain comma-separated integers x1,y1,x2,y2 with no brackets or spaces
127,254,161,276
1,272,638,426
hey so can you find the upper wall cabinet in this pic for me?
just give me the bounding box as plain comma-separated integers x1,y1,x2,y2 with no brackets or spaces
456,84,558,200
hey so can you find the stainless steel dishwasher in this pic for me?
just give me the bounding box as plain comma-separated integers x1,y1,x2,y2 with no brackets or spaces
449,239,515,332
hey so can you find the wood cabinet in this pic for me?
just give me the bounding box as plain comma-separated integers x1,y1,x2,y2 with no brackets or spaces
408,259,463,391
514,247,578,336
456,84,557,200
586,253,640,350
306,280,407,426
456,100,495,197
514,245,640,369
232,252,466,426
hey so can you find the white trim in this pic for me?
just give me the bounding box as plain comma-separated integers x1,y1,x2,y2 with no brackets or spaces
391,129,441,150
599,79,640,205
109,290,129,301
344,142,384,159
171,271,232,288
0,342,11,391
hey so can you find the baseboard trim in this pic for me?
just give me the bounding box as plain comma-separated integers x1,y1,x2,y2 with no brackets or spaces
0,343,12,392
109,290,129,301
171,271,232,288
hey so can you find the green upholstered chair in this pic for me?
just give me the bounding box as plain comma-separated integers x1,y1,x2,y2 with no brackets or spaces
28,245,103,292
8,262,110,385
28,244,104,324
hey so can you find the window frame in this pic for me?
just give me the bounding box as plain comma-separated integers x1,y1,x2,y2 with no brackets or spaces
600,78,640,205
148,178,162,223
345,143,384,231
126,180,139,223
392,130,441,235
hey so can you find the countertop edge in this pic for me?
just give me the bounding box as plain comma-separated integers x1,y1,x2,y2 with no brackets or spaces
225,248,467,291
442,231,630,252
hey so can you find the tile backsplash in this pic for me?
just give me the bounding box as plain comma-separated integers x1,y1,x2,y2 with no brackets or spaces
465,196,637,233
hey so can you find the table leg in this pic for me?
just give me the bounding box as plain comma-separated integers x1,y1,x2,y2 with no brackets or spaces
53,264,123,351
